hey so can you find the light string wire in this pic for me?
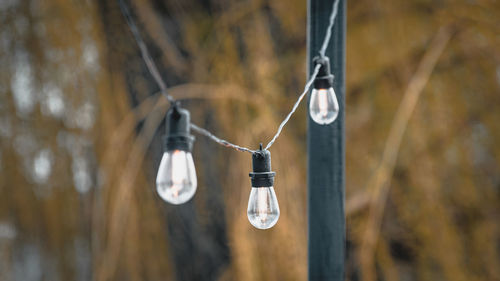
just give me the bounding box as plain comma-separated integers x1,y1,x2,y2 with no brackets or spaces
118,0,173,103
264,0,340,150
118,0,340,154
319,0,340,58
264,64,321,150
118,0,254,152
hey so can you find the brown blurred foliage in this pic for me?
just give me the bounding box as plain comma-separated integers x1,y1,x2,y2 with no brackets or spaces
0,0,499,280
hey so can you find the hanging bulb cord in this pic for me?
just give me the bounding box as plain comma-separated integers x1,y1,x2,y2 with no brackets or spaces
118,0,173,103
319,0,340,58
118,0,340,153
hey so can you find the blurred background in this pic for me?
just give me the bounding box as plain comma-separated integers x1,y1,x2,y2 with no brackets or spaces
0,0,499,280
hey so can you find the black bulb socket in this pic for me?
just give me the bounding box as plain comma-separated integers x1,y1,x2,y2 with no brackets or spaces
313,56,334,89
163,103,194,152
249,144,275,187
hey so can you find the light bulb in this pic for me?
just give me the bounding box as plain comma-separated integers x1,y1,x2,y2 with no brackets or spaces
156,150,197,204
309,87,339,125
309,56,339,125
156,103,197,204
248,145,279,229
247,186,280,229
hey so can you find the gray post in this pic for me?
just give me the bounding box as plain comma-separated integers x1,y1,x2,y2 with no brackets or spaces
307,0,345,280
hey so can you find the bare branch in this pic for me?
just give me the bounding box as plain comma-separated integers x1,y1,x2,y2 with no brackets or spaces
359,26,453,281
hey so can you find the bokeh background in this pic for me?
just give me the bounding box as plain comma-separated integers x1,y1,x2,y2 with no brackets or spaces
1,0,499,280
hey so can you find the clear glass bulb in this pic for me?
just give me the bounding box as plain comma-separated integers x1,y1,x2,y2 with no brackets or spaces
309,87,339,125
156,150,197,205
247,186,280,229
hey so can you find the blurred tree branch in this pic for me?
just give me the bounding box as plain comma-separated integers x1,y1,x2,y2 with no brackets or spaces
359,26,453,281
132,0,188,75
97,96,169,281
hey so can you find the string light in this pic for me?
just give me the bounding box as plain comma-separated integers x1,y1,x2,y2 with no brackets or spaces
248,144,279,229
309,56,339,125
119,0,341,228
156,103,197,204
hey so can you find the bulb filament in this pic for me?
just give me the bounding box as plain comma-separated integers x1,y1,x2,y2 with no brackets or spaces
257,188,269,223
318,89,329,118
170,150,185,198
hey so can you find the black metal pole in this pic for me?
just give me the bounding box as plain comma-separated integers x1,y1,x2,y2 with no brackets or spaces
307,0,345,280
